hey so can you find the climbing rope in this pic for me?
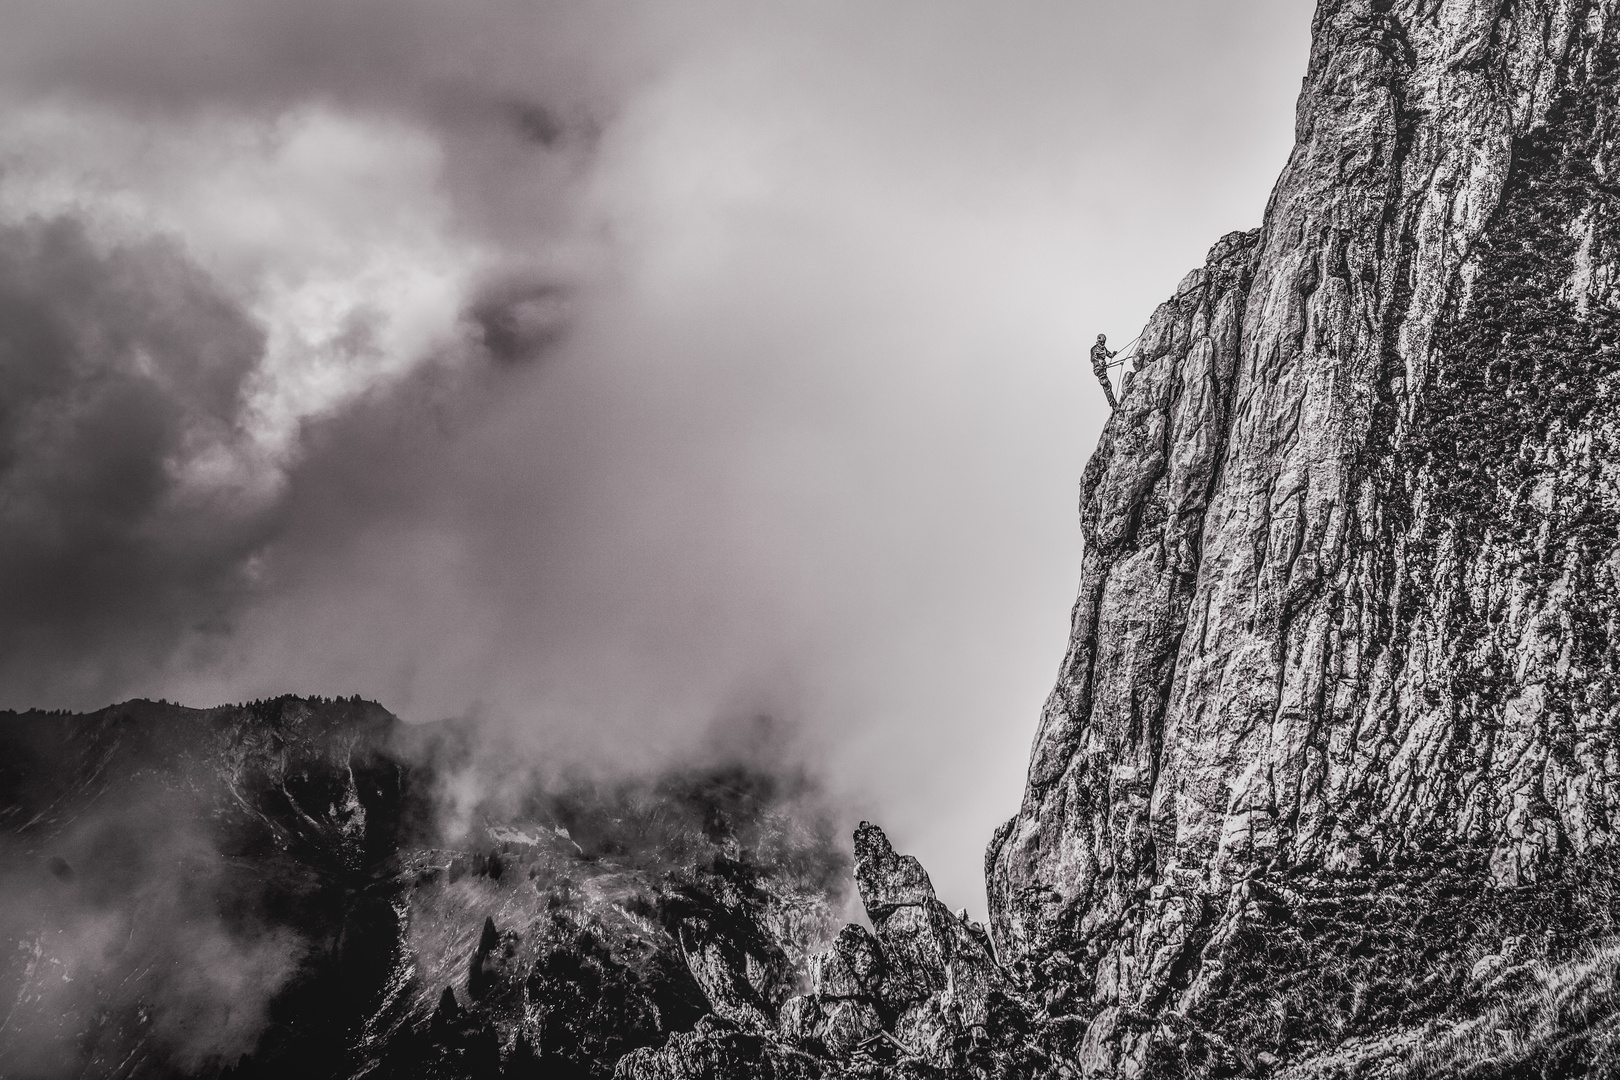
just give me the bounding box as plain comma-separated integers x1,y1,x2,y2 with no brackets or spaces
1102,332,1142,368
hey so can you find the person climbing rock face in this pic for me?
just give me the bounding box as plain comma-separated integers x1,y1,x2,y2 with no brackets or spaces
1090,333,1117,408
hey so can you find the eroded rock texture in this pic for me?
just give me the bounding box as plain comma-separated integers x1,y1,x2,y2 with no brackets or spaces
989,0,1620,1072
621,821,1049,1079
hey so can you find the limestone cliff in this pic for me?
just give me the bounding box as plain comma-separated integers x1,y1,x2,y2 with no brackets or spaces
989,0,1620,1071
13,4,1620,1077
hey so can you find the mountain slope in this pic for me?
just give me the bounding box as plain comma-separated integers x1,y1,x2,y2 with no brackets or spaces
0,698,845,1080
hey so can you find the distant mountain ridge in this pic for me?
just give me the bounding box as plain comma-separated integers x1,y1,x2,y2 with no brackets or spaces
0,697,844,1079
10,2,1620,1077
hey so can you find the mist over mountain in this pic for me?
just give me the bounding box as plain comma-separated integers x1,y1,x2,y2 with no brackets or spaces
0,0,1309,911
0,698,850,1079
14,0,1620,1078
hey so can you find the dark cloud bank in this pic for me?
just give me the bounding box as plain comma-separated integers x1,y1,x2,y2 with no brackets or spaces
0,0,1311,913
0,219,267,694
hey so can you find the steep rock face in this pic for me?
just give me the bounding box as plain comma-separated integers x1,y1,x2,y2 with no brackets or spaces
988,0,1620,1061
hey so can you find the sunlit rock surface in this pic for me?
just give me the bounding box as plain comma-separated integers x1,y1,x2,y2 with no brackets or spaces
986,0,1620,1074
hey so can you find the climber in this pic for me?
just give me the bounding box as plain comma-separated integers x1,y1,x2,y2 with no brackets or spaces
1090,334,1118,409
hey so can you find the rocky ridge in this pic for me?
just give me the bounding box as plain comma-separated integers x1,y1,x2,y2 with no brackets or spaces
0,696,1069,1079
617,822,1037,1079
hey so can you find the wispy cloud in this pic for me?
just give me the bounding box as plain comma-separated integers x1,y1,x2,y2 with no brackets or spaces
0,0,1310,909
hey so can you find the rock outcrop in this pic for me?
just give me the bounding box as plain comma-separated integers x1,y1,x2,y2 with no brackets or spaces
620,821,1043,1079
988,0,1620,1074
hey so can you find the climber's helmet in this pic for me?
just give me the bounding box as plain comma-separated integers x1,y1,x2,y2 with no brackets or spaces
1097,334,1107,342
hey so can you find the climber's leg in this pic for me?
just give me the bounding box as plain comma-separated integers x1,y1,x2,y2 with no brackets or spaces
1094,366,1117,409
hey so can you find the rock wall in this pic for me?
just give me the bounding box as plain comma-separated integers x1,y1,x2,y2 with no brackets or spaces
988,0,1620,1040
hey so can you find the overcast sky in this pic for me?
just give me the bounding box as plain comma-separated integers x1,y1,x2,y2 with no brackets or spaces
0,0,1312,912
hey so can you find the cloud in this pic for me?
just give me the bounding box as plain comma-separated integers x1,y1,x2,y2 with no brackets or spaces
0,218,271,701
0,775,305,1077
0,0,1314,912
